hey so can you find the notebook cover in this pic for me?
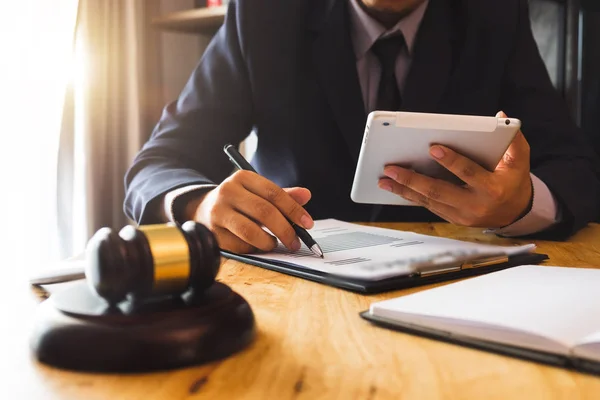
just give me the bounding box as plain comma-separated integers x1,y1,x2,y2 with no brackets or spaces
359,310,600,376
221,251,548,294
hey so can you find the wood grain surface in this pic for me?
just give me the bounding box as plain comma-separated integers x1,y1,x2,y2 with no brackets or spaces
3,222,600,399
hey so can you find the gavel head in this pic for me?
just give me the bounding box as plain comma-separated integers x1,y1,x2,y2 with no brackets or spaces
85,221,221,306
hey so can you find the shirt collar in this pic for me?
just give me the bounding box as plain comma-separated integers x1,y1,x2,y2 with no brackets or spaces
348,0,430,60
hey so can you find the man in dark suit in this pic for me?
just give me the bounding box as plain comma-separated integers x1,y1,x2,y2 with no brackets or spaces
125,0,600,254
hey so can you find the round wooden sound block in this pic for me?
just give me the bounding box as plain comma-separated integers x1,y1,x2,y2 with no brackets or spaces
30,281,256,372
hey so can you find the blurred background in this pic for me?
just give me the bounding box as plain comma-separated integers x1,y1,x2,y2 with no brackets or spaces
0,0,598,269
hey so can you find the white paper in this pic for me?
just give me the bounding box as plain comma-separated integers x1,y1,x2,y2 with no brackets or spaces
248,219,535,280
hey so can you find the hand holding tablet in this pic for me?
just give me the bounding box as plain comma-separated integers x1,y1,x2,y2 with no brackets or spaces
351,111,533,228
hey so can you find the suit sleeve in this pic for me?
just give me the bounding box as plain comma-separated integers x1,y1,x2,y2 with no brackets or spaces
499,0,600,239
124,0,253,224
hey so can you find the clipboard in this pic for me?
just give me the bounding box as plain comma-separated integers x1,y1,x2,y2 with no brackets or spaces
221,251,548,294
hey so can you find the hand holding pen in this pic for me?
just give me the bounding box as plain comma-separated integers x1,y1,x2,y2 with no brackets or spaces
180,144,322,256
223,144,324,258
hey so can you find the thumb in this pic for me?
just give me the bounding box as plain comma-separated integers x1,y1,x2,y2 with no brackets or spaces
495,111,530,170
284,187,312,206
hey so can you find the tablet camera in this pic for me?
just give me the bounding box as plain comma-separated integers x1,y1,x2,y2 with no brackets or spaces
505,119,510,125
383,122,390,126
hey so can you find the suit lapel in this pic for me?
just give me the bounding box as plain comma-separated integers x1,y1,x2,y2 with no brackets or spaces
310,0,366,162
402,0,457,112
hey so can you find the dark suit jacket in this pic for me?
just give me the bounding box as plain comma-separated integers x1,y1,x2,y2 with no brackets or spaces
125,0,600,239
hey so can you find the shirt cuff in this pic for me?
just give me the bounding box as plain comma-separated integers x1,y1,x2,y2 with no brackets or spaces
485,173,560,237
163,184,217,223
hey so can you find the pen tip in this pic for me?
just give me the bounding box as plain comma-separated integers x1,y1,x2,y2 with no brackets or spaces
311,244,324,258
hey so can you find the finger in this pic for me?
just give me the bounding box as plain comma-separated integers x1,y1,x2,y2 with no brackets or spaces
429,145,491,188
212,226,257,254
382,166,469,207
378,178,462,221
233,191,301,251
224,212,278,252
283,187,312,206
494,111,530,170
232,170,314,229
497,129,530,170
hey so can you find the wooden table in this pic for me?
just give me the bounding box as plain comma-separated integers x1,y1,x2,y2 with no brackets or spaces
4,223,600,399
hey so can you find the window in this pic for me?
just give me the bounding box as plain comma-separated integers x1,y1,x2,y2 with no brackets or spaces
0,0,79,267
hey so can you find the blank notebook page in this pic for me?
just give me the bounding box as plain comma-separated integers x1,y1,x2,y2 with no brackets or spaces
370,266,600,350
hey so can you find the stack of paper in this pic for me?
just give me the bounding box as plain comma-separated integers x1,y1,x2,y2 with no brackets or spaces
248,219,535,280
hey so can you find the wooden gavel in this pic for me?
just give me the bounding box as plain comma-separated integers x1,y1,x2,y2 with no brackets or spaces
85,221,221,306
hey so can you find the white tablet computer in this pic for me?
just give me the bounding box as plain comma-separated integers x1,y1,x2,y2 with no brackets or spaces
350,111,520,206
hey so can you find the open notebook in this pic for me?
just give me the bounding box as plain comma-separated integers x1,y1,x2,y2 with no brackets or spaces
362,265,600,374
222,220,547,293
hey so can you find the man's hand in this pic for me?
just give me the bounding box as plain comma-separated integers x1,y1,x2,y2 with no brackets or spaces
183,170,314,254
377,111,533,228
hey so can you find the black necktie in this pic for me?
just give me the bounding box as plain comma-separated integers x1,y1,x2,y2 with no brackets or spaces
371,34,406,111
370,34,405,222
